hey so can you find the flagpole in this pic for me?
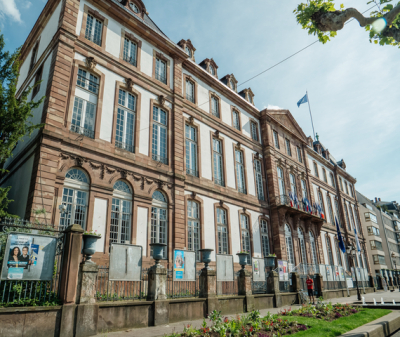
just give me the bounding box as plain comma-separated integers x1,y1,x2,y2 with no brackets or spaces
306,91,316,141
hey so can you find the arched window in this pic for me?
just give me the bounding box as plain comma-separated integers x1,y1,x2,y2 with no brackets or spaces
151,190,168,259
318,191,325,217
187,200,200,261
217,207,228,254
334,199,342,228
285,224,295,266
344,203,352,230
260,219,270,257
110,181,132,245
309,231,318,266
301,179,307,199
277,167,285,196
230,78,236,91
327,196,335,224
240,214,251,264
60,168,89,229
289,173,297,198
335,239,343,266
185,46,192,57
326,235,334,266
209,64,215,75
298,228,307,265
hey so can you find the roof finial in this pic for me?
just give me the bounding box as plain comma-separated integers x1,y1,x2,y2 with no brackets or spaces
316,133,319,141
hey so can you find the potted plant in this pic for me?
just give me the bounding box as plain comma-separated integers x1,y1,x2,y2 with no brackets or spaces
150,242,167,266
199,248,213,270
82,229,101,262
237,251,249,268
265,253,277,268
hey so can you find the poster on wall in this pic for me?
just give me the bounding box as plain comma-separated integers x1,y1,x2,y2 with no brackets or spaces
252,258,266,281
1,233,57,281
278,260,284,281
216,254,234,281
174,250,185,280
109,244,142,281
351,267,356,281
283,261,288,281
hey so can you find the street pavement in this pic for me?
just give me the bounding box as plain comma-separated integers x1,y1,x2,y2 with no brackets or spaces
96,290,400,337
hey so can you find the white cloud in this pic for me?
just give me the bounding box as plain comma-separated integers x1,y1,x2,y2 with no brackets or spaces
266,104,283,110
0,0,22,22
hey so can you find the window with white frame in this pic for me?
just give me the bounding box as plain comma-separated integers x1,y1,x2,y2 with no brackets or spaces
298,228,307,265
297,146,302,163
230,79,236,91
349,205,356,231
185,124,198,177
335,240,343,266
344,203,352,230
123,38,137,66
209,64,215,75
273,130,280,149
240,214,251,264
309,231,318,265
322,168,328,183
186,79,195,103
185,46,192,57
155,57,167,84
345,182,349,194
289,173,297,198
116,89,136,153
301,179,308,199
277,167,285,196
187,200,200,261
152,106,168,164
85,14,103,46
327,195,334,224
211,96,219,118
350,184,354,197
326,235,334,266
217,208,228,254
330,172,336,187
339,177,344,191
232,110,240,130
250,122,258,141
254,159,264,200
151,190,168,259
285,224,295,265
335,199,343,228
72,69,99,139
318,191,325,216
260,220,270,257
285,139,292,156
59,168,89,230
213,138,224,186
110,181,132,245
235,149,246,194
313,162,319,178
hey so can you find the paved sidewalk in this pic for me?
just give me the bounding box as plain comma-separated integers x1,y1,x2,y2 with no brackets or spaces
96,290,399,337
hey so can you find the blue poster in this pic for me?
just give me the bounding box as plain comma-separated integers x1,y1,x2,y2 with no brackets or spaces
7,235,34,279
174,250,185,280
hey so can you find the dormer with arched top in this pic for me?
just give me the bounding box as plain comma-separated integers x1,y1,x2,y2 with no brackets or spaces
239,88,254,105
116,0,147,19
199,58,218,78
178,39,196,61
220,74,238,92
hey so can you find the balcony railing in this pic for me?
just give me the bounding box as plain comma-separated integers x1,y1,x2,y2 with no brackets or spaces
238,187,247,195
77,74,99,94
186,93,195,103
115,141,134,153
274,194,322,218
123,55,137,67
186,168,199,177
155,72,167,84
71,125,94,139
211,109,220,118
215,178,225,187
85,33,102,46
152,154,168,165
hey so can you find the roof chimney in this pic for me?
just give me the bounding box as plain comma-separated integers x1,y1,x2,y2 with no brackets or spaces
375,197,378,203
378,198,381,202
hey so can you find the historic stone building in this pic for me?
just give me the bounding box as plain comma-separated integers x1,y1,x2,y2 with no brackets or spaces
1,0,370,274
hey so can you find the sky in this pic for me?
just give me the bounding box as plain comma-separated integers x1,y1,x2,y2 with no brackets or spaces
1,0,399,202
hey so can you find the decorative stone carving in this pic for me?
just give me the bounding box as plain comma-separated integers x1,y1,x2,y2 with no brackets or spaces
236,142,241,149
214,130,220,138
191,191,197,198
159,95,166,106
85,57,97,70
188,116,194,124
219,200,224,207
126,78,134,90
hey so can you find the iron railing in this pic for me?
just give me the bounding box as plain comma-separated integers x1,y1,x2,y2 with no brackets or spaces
115,141,134,153
274,195,321,217
166,270,200,299
279,281,290,293
70,125,95,139
77,74,99,94
85,33,102,46
186,93,195,103
186,168,199,177
211,110,220,118
214,179,225,187
123,55,137,67
238,187,247,195
293,263,320,275
323,281,346,290
252,281,268,294
155,72,167,84
95,267,148,301
217,273,239,296
152,154,168,165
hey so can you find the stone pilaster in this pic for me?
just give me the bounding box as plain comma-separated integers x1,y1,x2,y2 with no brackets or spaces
77,262,99,304
267,270,281,308
147,264,167,301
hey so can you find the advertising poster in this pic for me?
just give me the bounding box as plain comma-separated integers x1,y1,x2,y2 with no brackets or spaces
326,265,331,281
253,259,259,276
351,267,356,281
335,266,339,279
340,267,345,281
283,261,288,281
174,250,185,280
278,260,284,281
6,235,34,280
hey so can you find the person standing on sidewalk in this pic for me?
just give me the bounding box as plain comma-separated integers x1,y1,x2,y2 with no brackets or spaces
306,275,315,305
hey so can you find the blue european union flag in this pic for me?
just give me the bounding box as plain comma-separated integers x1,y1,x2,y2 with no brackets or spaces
297,94,308,107
335,216,346,253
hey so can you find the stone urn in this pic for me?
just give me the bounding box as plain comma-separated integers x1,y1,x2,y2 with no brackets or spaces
82,234,101,262
237,252,249,269
265,256,276,268
199,248,214,270
150,243,166,266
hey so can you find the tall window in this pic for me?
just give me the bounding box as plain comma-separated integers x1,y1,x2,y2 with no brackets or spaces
230,79,236,91
326,235,334,266
309,231,318,265
335,199,343,228
322,168,328,183
240,214,251,264
211,96,219,118
327,196,334,224
254,159,264,200
187,200,200,261
152,106,168,164
116,89,136,153
123,38,137,66
151,190,168,259
297,146,302,163
71,69,99,139
301,179,308,199
186,79,195,103
350,184,354,197
85,14,103,46
345,182,349,194
110,181,132,245
185,124,198,177
213,138,224,187
289,173,297,198
273,130,280,149
32,65,43,99
250,122,258,141
235,150,246,194
155,57,167,84
285,139,292,156
59,168,89,229
330,173,335,187
335,240,343,266
29,41,39,72
277,167,285,196
344,203,351,230
232,110,240,130
217,208,228,254
339,177,344,191
318,191,325,216
209,64,215,75
185,46,192,57
285,224,295,266
313,162,319,178
298,228,307,265
260,220,270,257
349,204,356,230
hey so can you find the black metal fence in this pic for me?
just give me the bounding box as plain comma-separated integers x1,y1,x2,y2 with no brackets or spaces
217,274,239,296
0,218,65,307
279,281,290,293
252,281,268,294
95,267,148,301
166,269,200,299
323,281,346,290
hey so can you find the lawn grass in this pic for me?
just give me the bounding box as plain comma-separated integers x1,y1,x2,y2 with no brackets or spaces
283,308,392,336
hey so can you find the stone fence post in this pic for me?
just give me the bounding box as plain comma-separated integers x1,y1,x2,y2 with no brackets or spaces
147,262,168,326
314,273,323,299
267,271,281,308
199,268,218,314
238,268,254,312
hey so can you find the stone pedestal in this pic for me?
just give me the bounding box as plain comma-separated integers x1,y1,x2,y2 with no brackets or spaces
369,275,376,292
238,268,254,312
77,262,99,304
147,264,167,301
290,272,299,292
267,271,281,308
199,268,217,298
315,273,324,299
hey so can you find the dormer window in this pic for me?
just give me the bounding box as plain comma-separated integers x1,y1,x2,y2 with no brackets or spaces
230,79,236,91
199,58,218,77
185,46,192,57
178,39,196,61
129,2,140,13
210,65,215,75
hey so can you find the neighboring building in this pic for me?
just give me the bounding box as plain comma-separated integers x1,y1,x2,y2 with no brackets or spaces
0,0,370,277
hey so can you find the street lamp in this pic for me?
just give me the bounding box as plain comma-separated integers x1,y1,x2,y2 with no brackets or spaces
347,244,361,301
391,252,399,290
